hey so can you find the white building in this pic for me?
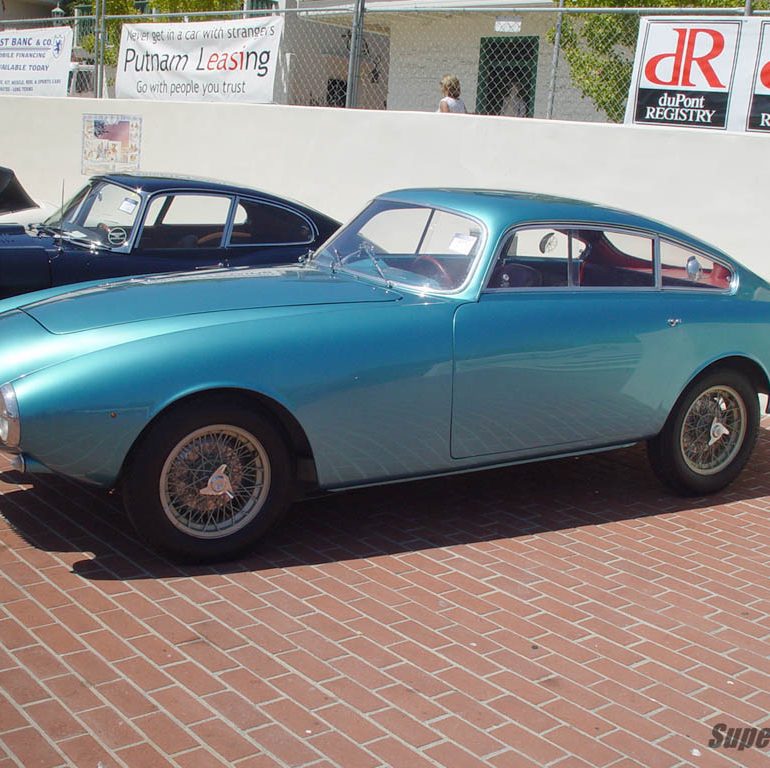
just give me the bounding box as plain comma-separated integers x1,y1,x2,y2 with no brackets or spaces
2,0,59,20
295,0,607,120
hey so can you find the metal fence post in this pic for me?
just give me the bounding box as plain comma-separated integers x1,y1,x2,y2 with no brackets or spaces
745,0,752,14
99,0,108,97
345,0,365,108
94,0,103,97
545,0,565,119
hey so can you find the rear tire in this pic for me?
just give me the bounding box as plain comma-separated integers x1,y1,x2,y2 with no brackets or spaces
123,398,292,561
647,370,759,496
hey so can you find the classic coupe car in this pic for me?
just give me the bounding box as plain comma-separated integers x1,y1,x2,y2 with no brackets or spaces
0,172,339,298
0,188,768,560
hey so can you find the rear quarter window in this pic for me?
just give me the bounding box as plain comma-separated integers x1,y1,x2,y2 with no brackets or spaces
660,240,733,290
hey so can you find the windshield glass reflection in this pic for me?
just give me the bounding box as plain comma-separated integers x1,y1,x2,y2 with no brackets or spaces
43,180,142,249
314,200,484,292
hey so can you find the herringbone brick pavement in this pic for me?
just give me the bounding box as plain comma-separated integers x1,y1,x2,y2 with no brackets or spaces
1,424,769,767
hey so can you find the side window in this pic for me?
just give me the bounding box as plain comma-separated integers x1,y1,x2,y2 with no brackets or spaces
660,240,732,290
580,231,654,288
489,227,583,288
139,194,231,250
488,226,656,290
232,199,314,245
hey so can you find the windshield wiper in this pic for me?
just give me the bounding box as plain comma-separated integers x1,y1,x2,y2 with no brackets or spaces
331,247,343,274
33,223,60,237
360,243,389,284
331,244,390,286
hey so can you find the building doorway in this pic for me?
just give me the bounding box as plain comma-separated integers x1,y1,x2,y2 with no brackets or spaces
476,37,539,117
327,78,347,108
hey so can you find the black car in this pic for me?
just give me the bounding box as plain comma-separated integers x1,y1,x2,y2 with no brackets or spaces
0,173,340,299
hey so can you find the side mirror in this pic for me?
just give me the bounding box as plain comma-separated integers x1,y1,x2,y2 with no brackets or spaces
686,255,702,281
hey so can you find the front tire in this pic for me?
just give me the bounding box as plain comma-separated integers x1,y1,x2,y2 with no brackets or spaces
123,399,292,561
647,370,759,496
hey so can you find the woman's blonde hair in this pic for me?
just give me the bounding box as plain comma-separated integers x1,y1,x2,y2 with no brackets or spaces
440,75,461,99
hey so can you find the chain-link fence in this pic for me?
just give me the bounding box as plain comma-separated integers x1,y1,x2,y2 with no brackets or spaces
1,4,767,122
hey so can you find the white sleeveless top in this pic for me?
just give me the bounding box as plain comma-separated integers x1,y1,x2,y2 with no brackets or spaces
438,96,467,114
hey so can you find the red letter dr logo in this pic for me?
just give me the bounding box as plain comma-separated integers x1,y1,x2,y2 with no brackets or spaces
645,28,726,88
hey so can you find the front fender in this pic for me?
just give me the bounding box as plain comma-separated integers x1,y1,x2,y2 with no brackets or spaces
0,245,51,298
12,300,456,487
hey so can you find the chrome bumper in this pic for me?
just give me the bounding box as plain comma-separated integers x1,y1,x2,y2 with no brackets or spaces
4,453,52,475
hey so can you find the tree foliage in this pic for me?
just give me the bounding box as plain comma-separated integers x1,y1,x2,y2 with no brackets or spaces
550,0,768,122
70,0,244,67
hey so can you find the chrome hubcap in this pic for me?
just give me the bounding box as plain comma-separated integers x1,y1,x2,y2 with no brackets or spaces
199,464,235,499
159,425,270,539
680,386,746,476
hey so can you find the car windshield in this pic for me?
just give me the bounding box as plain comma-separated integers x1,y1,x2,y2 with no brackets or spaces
314,200,484,292
43,180,143,249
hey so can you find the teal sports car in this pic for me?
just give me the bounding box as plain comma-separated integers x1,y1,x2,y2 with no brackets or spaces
1,188,768,560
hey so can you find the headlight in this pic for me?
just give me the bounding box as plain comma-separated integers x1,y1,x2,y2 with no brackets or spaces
0,382,20,450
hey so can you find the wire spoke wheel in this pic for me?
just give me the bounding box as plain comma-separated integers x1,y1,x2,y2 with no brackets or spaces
159,424,271,539
679,386,746,476
648,370,759,497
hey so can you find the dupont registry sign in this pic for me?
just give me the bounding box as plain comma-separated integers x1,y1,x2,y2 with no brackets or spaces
625,16,770,134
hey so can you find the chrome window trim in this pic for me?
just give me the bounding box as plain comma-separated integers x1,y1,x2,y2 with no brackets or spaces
321,199,488,297
135,190,236,251
658,236,736,294
64,179,146,255
226,197,318,248
481,221,736,295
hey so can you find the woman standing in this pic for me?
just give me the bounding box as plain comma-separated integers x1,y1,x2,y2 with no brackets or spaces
438,75,468,113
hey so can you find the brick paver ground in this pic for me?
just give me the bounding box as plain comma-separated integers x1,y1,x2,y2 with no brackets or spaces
1,422,769,768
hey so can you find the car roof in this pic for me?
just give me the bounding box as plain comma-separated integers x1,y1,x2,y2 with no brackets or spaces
94,173,329,217
378,187,729,260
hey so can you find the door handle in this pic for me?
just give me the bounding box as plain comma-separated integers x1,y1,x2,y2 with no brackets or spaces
667,318,683,327
194,262,224,270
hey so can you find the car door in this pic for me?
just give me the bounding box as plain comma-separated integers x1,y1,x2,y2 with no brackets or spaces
53,192,234,285
117,192,233,276
224,197,318,268
451,225,692,460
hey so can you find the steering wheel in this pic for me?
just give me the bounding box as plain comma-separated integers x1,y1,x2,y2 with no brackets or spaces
96,222,128,247
411,255,453,288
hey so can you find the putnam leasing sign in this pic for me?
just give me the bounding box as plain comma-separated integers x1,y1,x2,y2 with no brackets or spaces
115,17,284,103
626,17,770,133
0,27,73,97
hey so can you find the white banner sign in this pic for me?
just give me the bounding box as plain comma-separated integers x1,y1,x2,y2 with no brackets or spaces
116,17,284,103
0,27,73,97
748,21,770,132
625,17,770,133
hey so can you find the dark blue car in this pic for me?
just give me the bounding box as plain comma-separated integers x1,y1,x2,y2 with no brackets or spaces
0,173,339,299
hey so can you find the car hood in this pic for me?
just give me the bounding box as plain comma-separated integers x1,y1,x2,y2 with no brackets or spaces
0,224,53,247
17,264,401,334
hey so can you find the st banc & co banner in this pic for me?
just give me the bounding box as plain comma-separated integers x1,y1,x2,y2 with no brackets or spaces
625,16,770,133
115,17,284,103
0,27,73,97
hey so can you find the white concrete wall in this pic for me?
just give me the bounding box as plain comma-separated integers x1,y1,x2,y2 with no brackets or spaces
1,94,767,280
